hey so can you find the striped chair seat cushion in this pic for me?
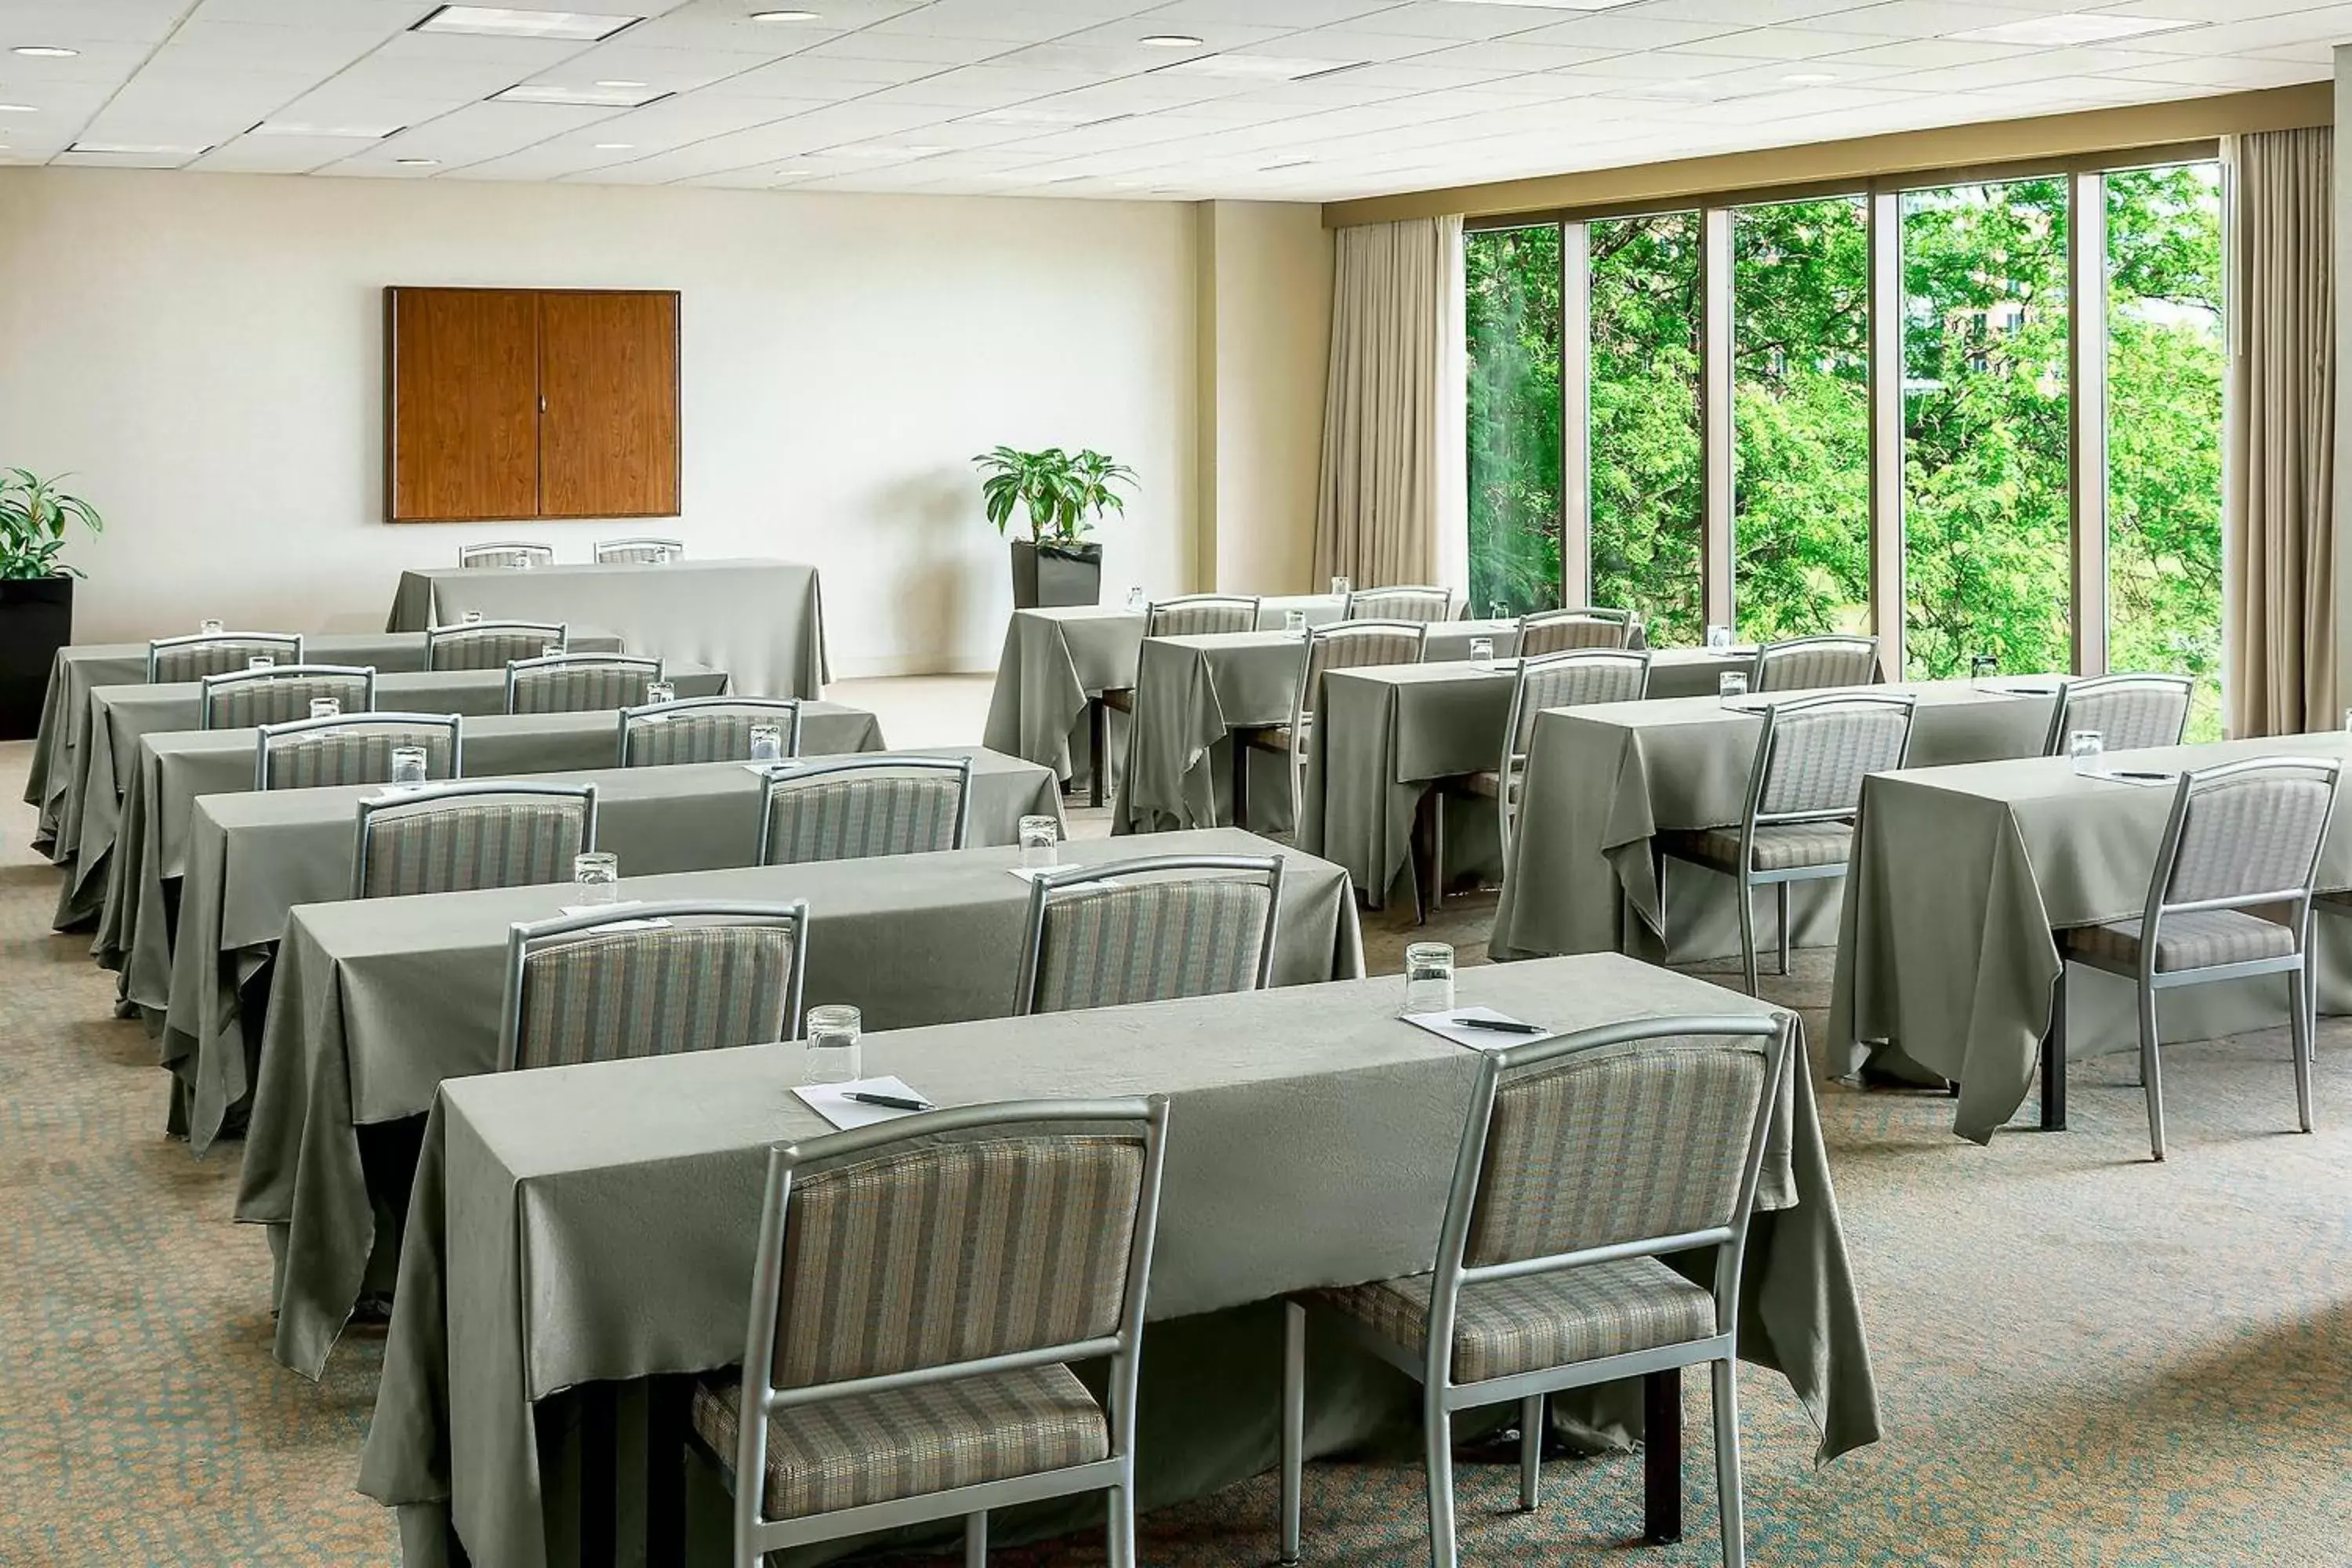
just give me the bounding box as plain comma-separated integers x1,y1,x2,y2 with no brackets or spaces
1665,822,1853,873
1313,1257,1715,1384
1100,687,1134,713
1236,722,1297,754
1457,768,1517,801
691,1364,1108,1522
2062,909,2296,973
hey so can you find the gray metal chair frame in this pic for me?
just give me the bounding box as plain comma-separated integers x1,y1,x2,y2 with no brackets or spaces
1344,585,1456,623
618,696,805,767
2040,671,2195,757
503,652,665,715
702,1096,1171,1568
1750,634,1881,693
198,663,378,729
594,536,685,564
1660,691,1918,995
146,630,304,683
754,753,975,866
1013,853,1286,1016
350,780,599,899
253,711,464,790
1279,1013,1797,1568
458,542,553,568
1515,607,1633,656
2053,755,2339,1160
1238,619,1431,830
424,619,568,671
495,900,812,1073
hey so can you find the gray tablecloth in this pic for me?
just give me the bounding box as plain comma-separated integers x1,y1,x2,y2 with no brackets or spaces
241,827,1364,1380
358,952,1875,1568
1489,681,2065,964
1112,622,1521,837
49,662,724,933
1829,733,2352,1142
388,558,827,699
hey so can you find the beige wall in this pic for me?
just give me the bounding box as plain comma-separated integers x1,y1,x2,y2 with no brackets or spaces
0,169,1335,677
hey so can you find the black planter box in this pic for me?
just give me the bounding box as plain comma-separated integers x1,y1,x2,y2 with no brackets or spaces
0,574,71,741
1010,539,1103,610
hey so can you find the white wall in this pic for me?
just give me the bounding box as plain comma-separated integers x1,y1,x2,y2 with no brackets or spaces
0,167,1225,677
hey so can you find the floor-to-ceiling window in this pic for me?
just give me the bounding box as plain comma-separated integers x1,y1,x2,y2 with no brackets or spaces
1465,224,1563,619
1731,196,1871,641
1589,212,1704,642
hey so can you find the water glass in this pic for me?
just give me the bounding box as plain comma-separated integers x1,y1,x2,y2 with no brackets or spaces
1404,943,1455,1014
462,609,485,625
572,851,619,905
247,655,275,671
1705,624,1732,652
390,746,428,787
1490,601,1509,622
510,555,535,569
652,548,672,564
541,641,561,659
199,618,223,635
1019,814,1059,870
749,724,785,763
1719,672,1749,706
1330,575,1352,597
2069,731,2105,775
1969,653,1999,682
308,697,341,720
1468,637,1496,671
1126,586,1148,614
1283,608,1308,637
2343,707,2352,734
645,679,676,706
804,1004,863,1086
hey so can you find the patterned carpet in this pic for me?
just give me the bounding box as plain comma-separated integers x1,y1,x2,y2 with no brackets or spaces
5,739,2350,1566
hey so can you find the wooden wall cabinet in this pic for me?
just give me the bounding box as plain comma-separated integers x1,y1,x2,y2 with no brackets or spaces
385,286,681,524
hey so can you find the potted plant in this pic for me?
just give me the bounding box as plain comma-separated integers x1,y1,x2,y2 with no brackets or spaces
974,445,1137,608
0,469,103,740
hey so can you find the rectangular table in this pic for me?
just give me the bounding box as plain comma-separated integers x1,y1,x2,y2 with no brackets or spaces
388,557,827,699
358,953,1877,1568
240,827,1365,1380
49,661,728,932
1829,733,2352,1142
1489,680,2067,964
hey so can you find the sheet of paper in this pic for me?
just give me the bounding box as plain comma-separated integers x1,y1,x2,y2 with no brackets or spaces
1403,1005,1559,1052
557,901,668,931
793,1075,934,1131
1007,867,1116,884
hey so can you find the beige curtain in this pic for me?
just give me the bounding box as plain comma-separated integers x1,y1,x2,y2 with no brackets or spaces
1314,216,1465,593
2225,126,2336,736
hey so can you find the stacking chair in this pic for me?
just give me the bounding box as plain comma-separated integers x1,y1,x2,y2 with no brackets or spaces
1515,607,1634,656
1087,594,1263,809
620,695,804,767
1014,853,1284,1014
2052,756,2339,1159
1234,619,1429,830
458,542,552,569
350,781,597,898
757,754,972,865
495,901,810,1071
1345,585,1455,623
147,631,303,683
426,619,568,672
1280,1013,1797,1568
595,536,685,564
2041,672,2194,757
255,712,462,789
198,664,376,730
688,1096,1168,1568
1750,634,1879,692
504,652,664,715
1659,692,1917,994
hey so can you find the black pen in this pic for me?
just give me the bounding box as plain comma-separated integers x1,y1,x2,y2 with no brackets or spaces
845,1091,935,1112
1450,1017,1544,1035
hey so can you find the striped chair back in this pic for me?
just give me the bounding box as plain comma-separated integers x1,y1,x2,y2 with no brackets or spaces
594,537,684,564
1145,595,1261,637
1345,586,1454,623
200,665,376,731
1507,649,1651,757
426,621,568,672
621,698,803,767
1516,608,1632,657
1750,693,1915,821
1017,854,1283,1014
1751,634,1879,693
2158,757,2339,910
505,653,663,715
458,543,552,569
499,902,808,1073
757,755,972,865
257,713,461,790
147,632,304,684
1301,621,1428,724
352,782,596,898
2045,673,2194,757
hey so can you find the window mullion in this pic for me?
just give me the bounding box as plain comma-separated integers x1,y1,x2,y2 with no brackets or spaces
1562,220,1592,608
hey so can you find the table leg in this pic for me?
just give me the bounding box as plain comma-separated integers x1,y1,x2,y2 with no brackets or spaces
2041,966,2068,1131
582,1383,618,1568
1087,698,1106,811
1642,1367,1682,1545
1231,735,1250,829
646,1374,691,1567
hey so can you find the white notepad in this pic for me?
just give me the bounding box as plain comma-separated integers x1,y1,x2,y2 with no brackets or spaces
556,901,667,931
793,1076,934,1131
1403,1005,1559,1052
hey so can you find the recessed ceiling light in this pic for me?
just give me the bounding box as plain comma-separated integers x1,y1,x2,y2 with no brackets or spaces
0,103,38,114
492,82,669,107
249,121,404,138
967,106,1120,127
414,6,641,42
1434,0,1639,7
1780,71,1838,85
829,143,946,158
395,157,438,165
1950,13,2190,45
1139,34,1204,46
594,78,646,88
68,140,209,156
1261,157,1313,171
1157,53,1359,81
593,141,634,149
12,45,78,59
749,9,821,20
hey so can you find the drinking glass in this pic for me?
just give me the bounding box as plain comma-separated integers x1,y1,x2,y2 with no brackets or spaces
572,851,619,905
1705,624,1732,652
652,548,672,564
749,724,784,763
1330,575,1352,597
1490,601,1509,622
1969,654,1999,682
645,679,676,706
390,746,428,787
540,641,561,659
1468,637,1496,672
1719,672,1749,706
199,618,223,635
510,555,535,569
247,655,275,671
1019,815,1059,870
1126,586,1148,614
462,609,485,625
2343,707,2352,734
1283,608,1308,637
804,1004,862,1086
2069,731,2105,775
308,697,341,720
1404,943,1455,1014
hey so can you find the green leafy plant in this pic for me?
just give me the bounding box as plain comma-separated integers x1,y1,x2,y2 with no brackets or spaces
0,469,103,580
973,445,1137,549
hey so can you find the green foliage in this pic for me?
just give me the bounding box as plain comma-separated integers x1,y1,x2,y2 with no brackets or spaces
0,468,103,581
1465,224,1562,617
972,445,1137,547
1589,212,1703,643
